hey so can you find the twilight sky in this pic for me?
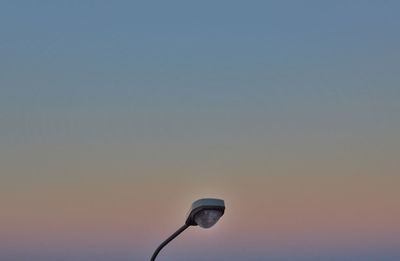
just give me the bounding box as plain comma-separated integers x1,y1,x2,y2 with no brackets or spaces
1,1,400,260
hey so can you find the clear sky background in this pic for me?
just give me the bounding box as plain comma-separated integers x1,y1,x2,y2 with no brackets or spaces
1,1,400,260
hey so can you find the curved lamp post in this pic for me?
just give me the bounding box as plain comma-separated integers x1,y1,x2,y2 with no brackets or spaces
150,198,225,261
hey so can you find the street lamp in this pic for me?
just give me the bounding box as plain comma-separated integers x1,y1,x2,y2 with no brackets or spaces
150,198,225,261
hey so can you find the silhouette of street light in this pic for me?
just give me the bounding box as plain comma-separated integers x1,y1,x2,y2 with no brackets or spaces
150,198,225,261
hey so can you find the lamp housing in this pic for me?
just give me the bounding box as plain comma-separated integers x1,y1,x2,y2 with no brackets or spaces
185,198,225,228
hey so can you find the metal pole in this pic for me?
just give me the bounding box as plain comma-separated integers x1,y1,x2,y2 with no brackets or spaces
150,224,190,261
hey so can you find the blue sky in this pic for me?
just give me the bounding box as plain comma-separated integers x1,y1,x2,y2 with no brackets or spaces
1,1,400,260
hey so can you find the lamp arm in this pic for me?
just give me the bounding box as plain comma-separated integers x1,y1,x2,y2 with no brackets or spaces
150,224,190,261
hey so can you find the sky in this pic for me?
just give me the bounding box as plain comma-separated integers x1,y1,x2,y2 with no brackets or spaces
1,1,400,260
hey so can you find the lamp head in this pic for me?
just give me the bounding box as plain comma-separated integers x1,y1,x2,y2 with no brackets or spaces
185,198,225,228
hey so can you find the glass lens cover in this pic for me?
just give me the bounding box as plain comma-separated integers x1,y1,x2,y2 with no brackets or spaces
194,209,223,228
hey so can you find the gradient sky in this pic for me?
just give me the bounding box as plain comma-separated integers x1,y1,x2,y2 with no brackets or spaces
1,1,400,260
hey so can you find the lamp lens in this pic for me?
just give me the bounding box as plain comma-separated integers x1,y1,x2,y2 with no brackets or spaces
194,209,223,228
